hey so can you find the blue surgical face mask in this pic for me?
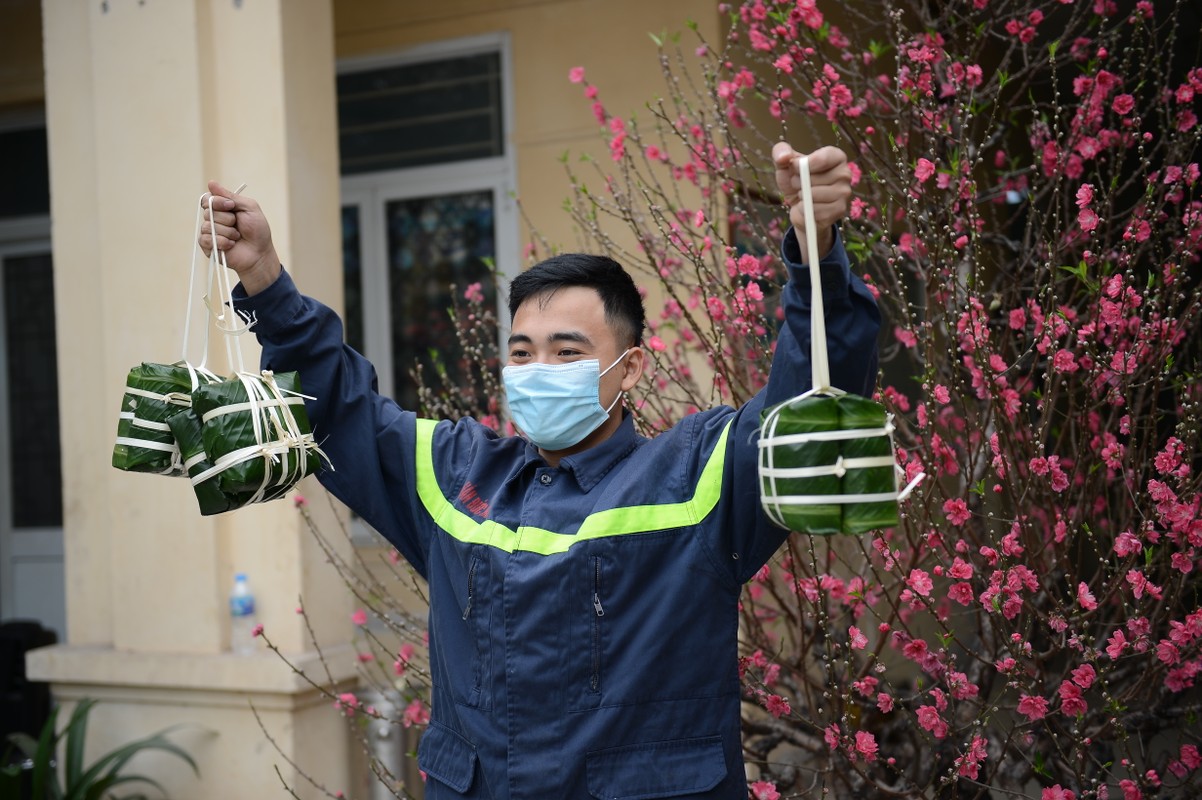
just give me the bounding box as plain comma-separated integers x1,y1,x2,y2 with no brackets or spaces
502,350,631,452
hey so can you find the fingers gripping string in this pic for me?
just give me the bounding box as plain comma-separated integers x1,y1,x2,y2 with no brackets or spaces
204,187,252,374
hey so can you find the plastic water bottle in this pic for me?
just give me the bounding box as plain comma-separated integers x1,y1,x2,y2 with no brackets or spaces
229,572,258,655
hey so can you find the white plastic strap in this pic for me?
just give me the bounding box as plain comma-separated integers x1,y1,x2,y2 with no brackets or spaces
130,417,173,434
183,199,211,369
200,395,307,425
114,436,175,453
756,425,895,447
798,155,831,394
766,490,905,505
123,386,194,407
763,470,926,508
759,454,898,480
112,435,182,475
182,362,222,391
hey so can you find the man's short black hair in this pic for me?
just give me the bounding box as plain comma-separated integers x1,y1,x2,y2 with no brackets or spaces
508,254,646,348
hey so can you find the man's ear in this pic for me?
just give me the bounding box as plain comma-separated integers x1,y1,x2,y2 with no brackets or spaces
620,346,645,392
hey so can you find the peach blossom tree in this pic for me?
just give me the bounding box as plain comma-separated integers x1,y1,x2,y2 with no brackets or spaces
546,0,1202,798
277,2,1200,798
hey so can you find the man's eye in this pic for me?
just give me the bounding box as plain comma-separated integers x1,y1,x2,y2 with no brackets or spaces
509,349,530,359
558,349,583,358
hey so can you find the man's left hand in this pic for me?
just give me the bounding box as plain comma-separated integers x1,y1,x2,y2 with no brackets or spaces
772,142,852,261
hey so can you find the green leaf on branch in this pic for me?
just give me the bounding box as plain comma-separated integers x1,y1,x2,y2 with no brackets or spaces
844,239,869,262
1059,261,1097,292
649,31,663,47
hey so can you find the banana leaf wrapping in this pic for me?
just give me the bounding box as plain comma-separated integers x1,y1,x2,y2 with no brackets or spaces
166,408,258,516
189,370,325,499
758,393,900,535
111,362,220,475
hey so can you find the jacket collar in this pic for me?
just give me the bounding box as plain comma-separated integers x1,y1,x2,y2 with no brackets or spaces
504,412,642,494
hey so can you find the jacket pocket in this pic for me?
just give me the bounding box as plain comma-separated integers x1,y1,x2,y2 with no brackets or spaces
585,736,726,799
569,551,607,711
590,554,605,693
452,548,492,710
417,721,478,794
463,552,485,700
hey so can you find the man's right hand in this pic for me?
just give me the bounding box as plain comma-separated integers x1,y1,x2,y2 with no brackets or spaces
199,180,281,297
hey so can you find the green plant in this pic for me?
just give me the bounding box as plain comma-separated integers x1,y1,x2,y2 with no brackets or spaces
0,699,198,800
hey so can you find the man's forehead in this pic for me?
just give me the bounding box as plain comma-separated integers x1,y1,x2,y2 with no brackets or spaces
511,287,618,345
516,285,603,312
514,287,605,324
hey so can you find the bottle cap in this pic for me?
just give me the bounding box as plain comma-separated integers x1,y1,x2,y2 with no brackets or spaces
235,572,247,581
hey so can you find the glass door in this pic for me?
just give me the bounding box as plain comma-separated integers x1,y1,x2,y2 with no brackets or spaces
0,242,65,642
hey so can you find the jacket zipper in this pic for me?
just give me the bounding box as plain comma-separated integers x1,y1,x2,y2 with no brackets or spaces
591,556,604,692
463,557,477,620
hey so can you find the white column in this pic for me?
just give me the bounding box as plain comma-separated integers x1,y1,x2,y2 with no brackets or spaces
32,1,354,797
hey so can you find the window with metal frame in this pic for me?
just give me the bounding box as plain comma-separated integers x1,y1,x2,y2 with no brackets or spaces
337,39,514,415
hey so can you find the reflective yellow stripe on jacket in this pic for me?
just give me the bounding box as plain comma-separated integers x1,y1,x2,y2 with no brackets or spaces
413,418,732,556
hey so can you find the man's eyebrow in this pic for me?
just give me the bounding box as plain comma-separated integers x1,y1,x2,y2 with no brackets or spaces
506,331,594,347
548,331,593,346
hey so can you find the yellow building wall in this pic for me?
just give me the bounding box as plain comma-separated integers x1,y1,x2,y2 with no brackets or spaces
334,0,721,256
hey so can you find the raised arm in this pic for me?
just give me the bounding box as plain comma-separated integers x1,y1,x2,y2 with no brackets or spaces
198,184,432,575
711,143,882,582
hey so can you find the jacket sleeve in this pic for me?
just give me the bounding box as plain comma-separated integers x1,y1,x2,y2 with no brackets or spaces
711,226,882,585
231,270,431,577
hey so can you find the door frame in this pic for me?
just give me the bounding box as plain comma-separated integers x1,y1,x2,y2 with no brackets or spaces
0,214,65,641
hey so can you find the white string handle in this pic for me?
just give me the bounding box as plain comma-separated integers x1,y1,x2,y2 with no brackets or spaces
183,198,215,372
798,155,831,394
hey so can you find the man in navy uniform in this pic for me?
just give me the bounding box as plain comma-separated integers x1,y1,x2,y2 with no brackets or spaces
200,141,879,799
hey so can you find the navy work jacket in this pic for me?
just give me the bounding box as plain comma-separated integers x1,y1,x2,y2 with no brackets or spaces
233,229,881,799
